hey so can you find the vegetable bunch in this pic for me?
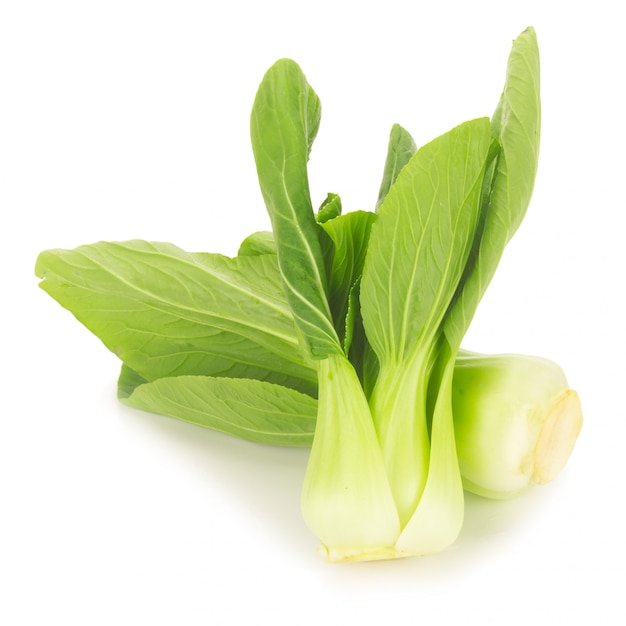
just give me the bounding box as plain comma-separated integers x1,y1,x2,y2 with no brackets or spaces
36,27,582,562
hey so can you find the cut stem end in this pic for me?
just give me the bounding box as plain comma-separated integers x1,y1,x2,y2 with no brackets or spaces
532,389,583,485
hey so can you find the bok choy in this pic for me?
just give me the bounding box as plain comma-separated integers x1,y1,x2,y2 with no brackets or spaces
35,27,582,562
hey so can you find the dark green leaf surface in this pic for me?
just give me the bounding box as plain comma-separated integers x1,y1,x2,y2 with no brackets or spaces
250,59,341,359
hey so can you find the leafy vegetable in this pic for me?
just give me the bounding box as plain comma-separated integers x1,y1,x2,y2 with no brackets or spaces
36,27,581,562
36,240,317,395
250,58,339,360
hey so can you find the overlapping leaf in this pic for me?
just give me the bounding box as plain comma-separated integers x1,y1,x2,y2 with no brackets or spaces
36,240,316,394
120,369,316,446
361,118,493,364
250,59,341,359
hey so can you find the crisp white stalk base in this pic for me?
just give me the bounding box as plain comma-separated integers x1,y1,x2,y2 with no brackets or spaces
301,355,401,561
452,353,583,499
368,352,430,527
395,357,464,555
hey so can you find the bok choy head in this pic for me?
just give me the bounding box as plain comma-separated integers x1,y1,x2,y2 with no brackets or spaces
250,27,543,562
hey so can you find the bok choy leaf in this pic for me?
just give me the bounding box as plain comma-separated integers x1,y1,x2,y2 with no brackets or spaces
36,240,317,394
120,370,317,447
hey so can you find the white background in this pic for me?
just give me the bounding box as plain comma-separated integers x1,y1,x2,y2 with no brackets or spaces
2,1,624,624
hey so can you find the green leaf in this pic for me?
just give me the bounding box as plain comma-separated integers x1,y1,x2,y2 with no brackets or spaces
317,193,342,224
443,27,541,349
320,210,377,344
121,374,317,447
238,231,275,256
117,364,148,399
491,27,540,241
375,123,417,210
235,210,378,378
250,58,341,359
361,118,493,365
235,210,377,349
36,240,317,394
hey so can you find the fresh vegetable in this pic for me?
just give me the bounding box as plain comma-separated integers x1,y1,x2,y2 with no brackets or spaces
249,26,547,561
35,27,582,562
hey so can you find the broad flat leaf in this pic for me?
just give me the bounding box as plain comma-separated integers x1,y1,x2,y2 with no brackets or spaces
250,58,341,359
36,240,316,394
443,27,541,349
361,118,493,364
375,123,417,210
121,373,316,447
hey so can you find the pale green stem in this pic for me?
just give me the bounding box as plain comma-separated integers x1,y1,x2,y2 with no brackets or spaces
396,353,464,555
368,350,431,528
301,354,401,562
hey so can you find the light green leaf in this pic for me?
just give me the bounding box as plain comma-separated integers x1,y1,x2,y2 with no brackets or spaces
443,27,541,349
36,240,317,394
122,374,317,447
375,123,417,210
238,231,275,256
361,118,493,364
250,58,342,359
236,210,378,375
491,26,540,241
